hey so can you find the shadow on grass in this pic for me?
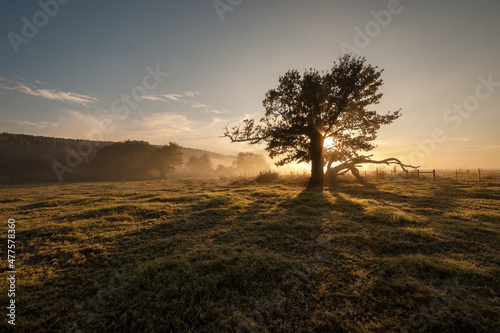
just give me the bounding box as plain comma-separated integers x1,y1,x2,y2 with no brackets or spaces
330,180,471,215
324,180,498,258
71,189,341,331
9,181,500,333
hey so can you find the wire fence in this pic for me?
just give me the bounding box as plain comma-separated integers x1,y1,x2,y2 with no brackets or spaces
349,168,500,182
226,168,500,183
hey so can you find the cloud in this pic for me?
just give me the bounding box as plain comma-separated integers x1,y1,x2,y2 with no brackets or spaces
189,102,210,109
135,113,195,134
8,120,59,128
0,81,98,105
3,110,112,140
188,101,226,114
184,91,199,97
141,95,166,102
142,93,183,102
162,93,183,101
209,117,224,125
143,91,225,114
56,109,105,137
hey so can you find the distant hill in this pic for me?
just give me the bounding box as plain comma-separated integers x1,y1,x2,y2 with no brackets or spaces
0,132,236,183
0,132,112,160
180,146,235,167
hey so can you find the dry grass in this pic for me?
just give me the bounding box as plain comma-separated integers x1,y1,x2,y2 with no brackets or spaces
1,178,499,332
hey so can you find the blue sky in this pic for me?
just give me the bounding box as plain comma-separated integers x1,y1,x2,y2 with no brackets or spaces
1,0,499,168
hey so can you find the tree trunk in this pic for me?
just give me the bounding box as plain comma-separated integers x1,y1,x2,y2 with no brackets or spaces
307,131,324,191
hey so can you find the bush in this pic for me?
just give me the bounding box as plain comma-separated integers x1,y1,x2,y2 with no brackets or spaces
255,171,279,184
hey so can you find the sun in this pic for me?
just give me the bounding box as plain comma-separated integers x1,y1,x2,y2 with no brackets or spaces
323,137,335,148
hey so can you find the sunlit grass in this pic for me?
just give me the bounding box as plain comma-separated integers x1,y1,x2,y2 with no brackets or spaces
0,178,499,332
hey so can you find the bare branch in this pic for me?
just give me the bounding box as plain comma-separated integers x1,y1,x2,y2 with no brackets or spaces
326,155,418,185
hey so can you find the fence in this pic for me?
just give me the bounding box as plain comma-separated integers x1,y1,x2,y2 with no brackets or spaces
351,168,500,182
233,168,500,182
454,168,482,181
405,169,436,180
433,169,500,181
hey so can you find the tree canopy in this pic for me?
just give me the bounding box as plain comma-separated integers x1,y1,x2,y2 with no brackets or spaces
232,152,269,175
0,134,186,183
186,153,213,176
150,142,184,178
224,54,401,190
88,140,183,180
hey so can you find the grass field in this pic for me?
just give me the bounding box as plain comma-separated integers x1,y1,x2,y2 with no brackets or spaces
1,178,499,332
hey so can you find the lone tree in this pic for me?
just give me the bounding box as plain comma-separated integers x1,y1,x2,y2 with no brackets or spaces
224,54,407,191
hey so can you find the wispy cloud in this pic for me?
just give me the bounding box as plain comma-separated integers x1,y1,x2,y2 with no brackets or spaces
162,93,183,101
190,102,210,109
135,113,195,134
184,91,199,97
142,93,183,102
143,91,226,114
189,101,226,114
141,95,166,102
4,110,107,139
0,79,98,105
8,120,59,128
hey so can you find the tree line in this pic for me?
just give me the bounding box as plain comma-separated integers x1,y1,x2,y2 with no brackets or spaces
0,133,270,183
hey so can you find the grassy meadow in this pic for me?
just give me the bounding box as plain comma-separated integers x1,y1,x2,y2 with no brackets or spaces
1,177,499,332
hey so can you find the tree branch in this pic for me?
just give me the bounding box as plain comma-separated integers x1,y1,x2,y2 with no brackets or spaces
326,155,419,184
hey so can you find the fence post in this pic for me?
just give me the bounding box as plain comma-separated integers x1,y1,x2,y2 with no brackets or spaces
417,169,420,180
405,170,408,179
478,168,481,181
433,169,436,181
456,169,458,181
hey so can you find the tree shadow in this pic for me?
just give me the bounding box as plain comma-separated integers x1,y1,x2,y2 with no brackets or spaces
327,191,365,215
323,180,498,259
328,180,470,215
20,187,343,330
14,180,497,331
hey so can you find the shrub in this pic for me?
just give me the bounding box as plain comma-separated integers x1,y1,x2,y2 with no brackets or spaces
255,171,279,184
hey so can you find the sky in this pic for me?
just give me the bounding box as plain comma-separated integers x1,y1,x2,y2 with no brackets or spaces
0,0,499,169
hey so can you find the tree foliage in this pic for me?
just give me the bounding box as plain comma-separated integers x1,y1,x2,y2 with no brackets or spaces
232,152,269,175
88,140,183,180
224,54,401,189
151,142,184,178
0,133,185,183
186,153,213,176
88,141,156,180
